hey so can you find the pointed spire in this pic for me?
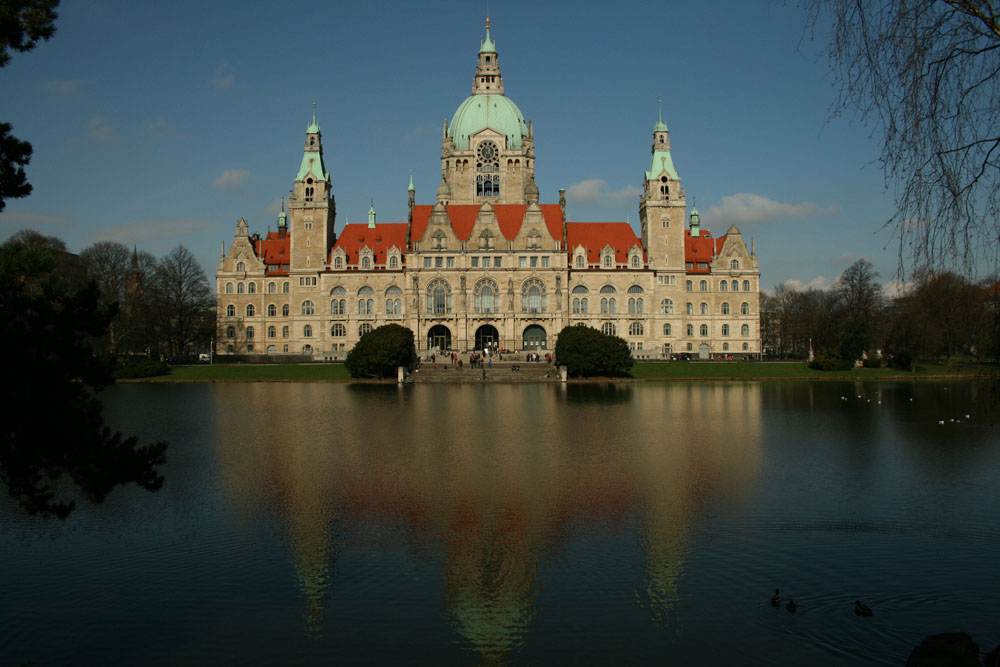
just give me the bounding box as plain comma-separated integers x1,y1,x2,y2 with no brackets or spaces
654,96,668,132
277,197,287,228
367,200,376,228
480,16,496,53
307,99,321,134
408,171,415,192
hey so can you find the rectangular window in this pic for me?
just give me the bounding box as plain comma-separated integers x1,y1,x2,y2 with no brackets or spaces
698,262,709,269
471,257,479,268
423,257,431,268
435,257,443,268
447,257,455,268
519,257,527,268
483,256,491,268
530,256,538,268
541,257,549,268
685,262,694,270
494,257,501,268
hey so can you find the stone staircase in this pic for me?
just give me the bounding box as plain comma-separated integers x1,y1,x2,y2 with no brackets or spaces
408,358,560,383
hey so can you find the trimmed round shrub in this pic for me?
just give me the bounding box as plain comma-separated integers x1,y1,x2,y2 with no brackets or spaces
115,357,170,379
345,324,416,379
554,325,634,378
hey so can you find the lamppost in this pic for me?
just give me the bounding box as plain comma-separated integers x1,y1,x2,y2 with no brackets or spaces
210,337,214,365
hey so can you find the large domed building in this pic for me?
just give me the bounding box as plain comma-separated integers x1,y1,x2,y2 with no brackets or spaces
216,20,761,360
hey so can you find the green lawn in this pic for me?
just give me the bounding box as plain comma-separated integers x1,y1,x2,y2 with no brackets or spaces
138,363,353,382
628,361,995,380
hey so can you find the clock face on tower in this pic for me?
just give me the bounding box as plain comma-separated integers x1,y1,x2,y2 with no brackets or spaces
477,141,498,162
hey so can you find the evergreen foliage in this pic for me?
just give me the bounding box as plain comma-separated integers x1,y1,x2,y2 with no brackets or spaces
344,324,416,379
555,325,634,377
0,230,167,517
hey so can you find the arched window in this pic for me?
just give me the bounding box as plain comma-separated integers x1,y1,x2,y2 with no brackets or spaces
358,286,374,296
660,298,674,314
686,280,693,291
426,279,451,314
331,286,346,296
225,283,233,294
700,280,708,291
359,323,373,337
629,322,643,336
700,324,709,336
663,323,672,336
741,302,750,315
743,342,749,351
700,302,708,315
282,304,289,317
572,298,581,313
246,304,255,317
686,302,693,315
721,302,730,315
631,255,640,268
686,324,693,336
268,282,276,294
723,342,730,351
226,304,235,317
331,323,346,337
743,280,751,291
236,261,245,272
302,300,314,315
268,326,276,338
237,282,245,294
742,324,750,336
386,286,402,315
601,322,616,336
572,285,589,294
521,279,546,313
603,253,613,268
600,285,617,294
282,326,289,338
627,285,644,294
720,280,728,292
303,325,312,338
475,279,498,314
628,297,644,314
267,304,276,317
389,255,398,269
722,324,730,336
334,256,343,269
731,280,739,291
731,259,739,270
576,255,585,268
246,326,254,339
361,256,371,269
226,326,235,338
247,282,256,294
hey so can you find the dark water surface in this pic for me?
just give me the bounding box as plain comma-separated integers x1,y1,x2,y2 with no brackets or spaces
2,381,998,665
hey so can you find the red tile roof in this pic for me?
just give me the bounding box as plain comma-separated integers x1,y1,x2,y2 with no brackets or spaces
255,232,291,275
565,222,644,266
332,223,408,267
410,204,563,242
684,230,726,272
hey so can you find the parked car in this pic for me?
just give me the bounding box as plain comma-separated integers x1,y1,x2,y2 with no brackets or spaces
671,353,692,361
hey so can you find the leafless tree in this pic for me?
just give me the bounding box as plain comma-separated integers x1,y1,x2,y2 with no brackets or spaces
801,0,1000,272
80,240,130,351
150,245,213,357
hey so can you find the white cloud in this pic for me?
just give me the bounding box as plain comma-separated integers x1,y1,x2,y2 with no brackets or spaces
882,278,914,298
40,79,88,96
566,178,641,206
783,276,832,291
87,115,113,141
88,218,208,245
704,193,837,226
212,169,255,189
212,60,234,90
0,211,73,228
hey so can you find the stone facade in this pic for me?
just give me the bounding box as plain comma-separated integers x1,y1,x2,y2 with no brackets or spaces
216,22,761,360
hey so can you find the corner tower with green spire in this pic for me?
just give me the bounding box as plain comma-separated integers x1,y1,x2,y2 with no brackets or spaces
289,102,336,273
639,98,687,273
440,18,536,205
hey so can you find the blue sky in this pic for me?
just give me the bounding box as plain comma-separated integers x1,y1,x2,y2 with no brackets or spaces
0,0,903,293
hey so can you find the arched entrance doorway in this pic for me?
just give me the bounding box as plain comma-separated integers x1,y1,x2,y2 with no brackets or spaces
475,324,499,351
522,324,547,350
698,343,710,359
427,324,451,351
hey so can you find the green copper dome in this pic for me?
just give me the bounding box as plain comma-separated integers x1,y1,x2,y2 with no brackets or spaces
448,94,528,150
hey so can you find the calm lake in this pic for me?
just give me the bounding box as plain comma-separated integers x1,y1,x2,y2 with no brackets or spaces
2,381,998,665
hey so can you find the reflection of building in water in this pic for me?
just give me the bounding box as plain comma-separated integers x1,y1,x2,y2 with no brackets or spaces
212,382,762,655
215,18,761,361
